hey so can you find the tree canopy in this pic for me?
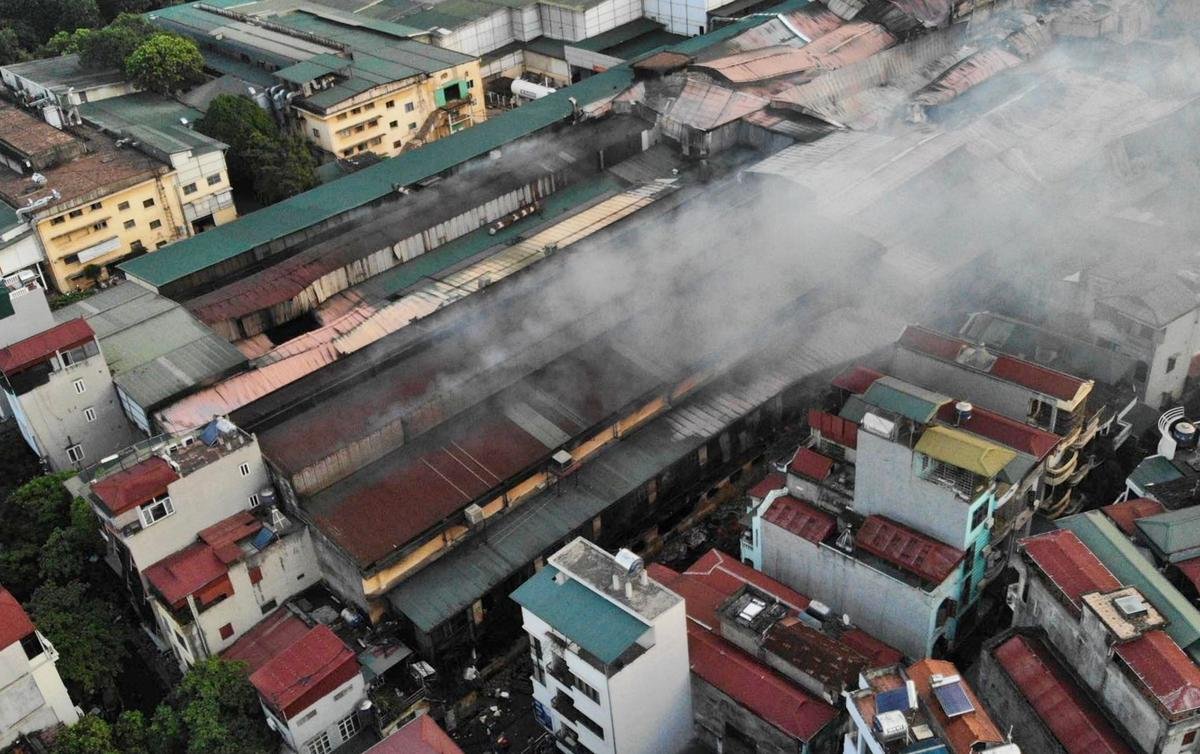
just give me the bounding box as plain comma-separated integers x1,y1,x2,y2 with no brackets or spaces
124,32,203,93
29,580,132,698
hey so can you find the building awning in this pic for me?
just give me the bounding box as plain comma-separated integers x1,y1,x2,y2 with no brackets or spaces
914,425,1016,479
862,376,949,423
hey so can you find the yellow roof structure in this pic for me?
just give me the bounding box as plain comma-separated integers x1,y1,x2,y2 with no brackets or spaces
915,425,1016,479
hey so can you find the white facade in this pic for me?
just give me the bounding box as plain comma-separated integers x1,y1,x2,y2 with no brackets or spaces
0,626,79,747
0,226,46,286
644,0,720,36
262,671,366,754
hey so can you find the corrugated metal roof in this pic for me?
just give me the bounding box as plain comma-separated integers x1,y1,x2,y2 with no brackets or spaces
788,447,834,480
0,317,93,375
371,716,463,754
1129,455,1186,491
862,375,949,423
856,515,964,585
221,609,311,674
933,401,1059,460
808,408,858,449
832,364,883,394
1100,498,1166,536
1136,505,1200,557
992,632,1135,754
510,565,648,664
90,456,180,516
249,624,359,718
914,425,1016,479
1057,511,1200,651
662,74,769,131
1113,630,1200,716
748,472,787,500
1019,529,1121,615
763,495,836,543
696,21,894,84
143,540,229,608
907,659,1004,754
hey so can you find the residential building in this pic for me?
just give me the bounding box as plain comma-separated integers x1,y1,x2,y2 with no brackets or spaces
0,54,134,129
0,279,53,350
0,316,140,470
512,538,693,754
0,205,46,289
0,587,79,747
148,1,487,161
0,101,235,292
845,659,1016,754
650,548,901,754
69,418,273,616
367,715,462,754
144,509,320,671
1007,529,1200,753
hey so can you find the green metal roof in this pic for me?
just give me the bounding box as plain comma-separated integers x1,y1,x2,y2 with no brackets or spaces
573,17,665,52
1129,455,1184,491
862,377,949,423
510,565,648,664
604,29,686,60
0,201,21,234
78,93,220,155
1058,511,1200,652
274,53,351,85
120,66,635,288
1137,507,1200,558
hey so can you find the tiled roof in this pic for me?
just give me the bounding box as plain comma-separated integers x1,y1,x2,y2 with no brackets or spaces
1101,498,1165,536
0,587,35,650
369,715,463,754
221,609,311,674
831,364,883,394
1019,529,1121,615
992,633,1134,754
0,318,93,375
748,472,786,500
907,659,1004,754
856,515,965,585
143,541,229,609
808,408,858,449
1114,630,1200,716
250,624,360,719
788,448,834,481
90,457,180,516
687,623,837,742
763,496,836,544
935,401,1059,460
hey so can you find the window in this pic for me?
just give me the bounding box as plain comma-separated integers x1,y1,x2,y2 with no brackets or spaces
183,183,197,195
239,462,251,476
149,219,162,230
1183,730,1197,746
393,140,402,149
337,713,359,741
248,493,260,508
249,566,263,584
534,664,545,686
118,201,130,211
351,107,361,115
50,216,65,225
1167,356,1178,374
90,202,102,210
386,100,395,108
139,493,174,527
69,209,83,219
156,241,167,248
970,503,988,532
208,174,222,186
218,623,234,640
143,198,155,208
576,712,604,740
404,102,415,112
306,732,331,754
66,444,84,463
260,599,277,614
312,128,320,137
131,240,146,253
467,79,474,89
174,629,191,655
389,120,398,129
408,122,417,130
72,378,86,394
20,632,44,661
91,220,108,231
123,219,135,229
298,709,319,726
573,676,600,704
84,407,96,423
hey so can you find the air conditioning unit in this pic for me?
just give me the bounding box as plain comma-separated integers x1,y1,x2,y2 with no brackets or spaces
464,504,485,526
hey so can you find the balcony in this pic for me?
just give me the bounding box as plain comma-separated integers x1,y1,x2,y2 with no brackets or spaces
1044,449,1078,487
548,657,576,689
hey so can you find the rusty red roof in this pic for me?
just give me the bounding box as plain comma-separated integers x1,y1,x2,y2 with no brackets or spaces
832,365,883,394
250,624,359,719
748,472,786,500
840,627,903,667
808,408,858,449
908,659,1004,754
788,448,834,481
1114,630,1200,716
857,515,965,585
369,716,463,754
682,549,812,613
697,22,895,84
0,588,35,651
0,318,93,375
1102,498,1166,537
1176,558,1200,595
935,401,1059,460
221,609,311,674
687,623,837,742
763,496,836,544
993,633,1135,754
143,542,229,609
199,511,263,564
1019,530,1121,615
90,457,180,516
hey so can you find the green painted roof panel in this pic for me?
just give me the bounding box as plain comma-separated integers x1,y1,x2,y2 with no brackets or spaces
1130,455,1185,490
510,565,648,664
1137,506,1200,556
862,379,948,423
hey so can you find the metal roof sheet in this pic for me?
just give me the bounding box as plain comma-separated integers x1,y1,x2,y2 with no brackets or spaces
250,624,359,718
143,540,229,608
788,447,834,480
1019,529,1121,615
370,716,463,754
221,609,311,674
0,588,35,651
1136,505,1200,556
856,515,965,585
1100,498,1165,536
510,565,648,665
933,401,1059,460
1113,630,1200,717
0,317,93,375
914,425,1016,479
992,632,1135,754
1057,511,1200,651
90,456,180,516
907,659,1004,754
763,496,836,543
1129,455,1186,490
862,376,949,423
832,364,883,394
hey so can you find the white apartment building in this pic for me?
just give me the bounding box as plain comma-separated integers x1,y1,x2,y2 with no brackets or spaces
0,588,79,747
512,538,693,754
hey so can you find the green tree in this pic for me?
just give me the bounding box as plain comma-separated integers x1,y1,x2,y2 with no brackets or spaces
176,658,273,754
148,704,187,754
78,12,153,69
246,132,319,205
113,710,150,754
43,27,92,56
124,32,202,94
0,473,73,551
0,543,40,600
196,94,278,188
50,713,119,754
38,528,88,583
0,24,28,64
28,581,130,698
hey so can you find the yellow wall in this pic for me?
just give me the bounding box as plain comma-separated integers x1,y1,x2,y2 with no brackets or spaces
297,60,488,161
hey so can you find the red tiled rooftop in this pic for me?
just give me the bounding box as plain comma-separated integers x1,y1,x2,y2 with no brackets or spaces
1114,630,1200,716
0,587,34,650
0,318,93,375
90,456,179,516
993,633,1135,754
763,496,836,544
682,549,812,612
222,609,311,674
250,624,359,719
687,623,837,742
832,365,883,395
143,542,229,609
808,408,857,449
1176,558,1200,594
369,715,463,754
1019,530,1121,615
908,659,1004,754
747,472,786,501
857,515,965,585
648,563,730,631
788,448,834,481
1101,498,1165,537
935,401,1059,460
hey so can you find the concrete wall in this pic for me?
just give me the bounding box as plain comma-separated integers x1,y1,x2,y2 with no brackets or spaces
890,348,1047,427
0,632,78,748
691,674,812,754
1143,311,1198,409
0,284,53,348
0,233,45,281
277,672,366,753
972,634,1070,754
644,0,710,36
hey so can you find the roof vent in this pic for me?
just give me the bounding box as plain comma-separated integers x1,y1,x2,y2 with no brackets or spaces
874,710,908,741
1115,593,1149,618
463,503,485,526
